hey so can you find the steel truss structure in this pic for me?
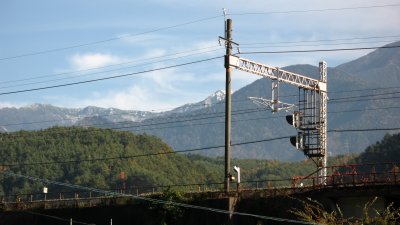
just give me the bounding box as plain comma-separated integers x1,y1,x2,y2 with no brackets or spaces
229,55,328,183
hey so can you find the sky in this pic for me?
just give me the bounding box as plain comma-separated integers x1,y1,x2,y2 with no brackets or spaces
0,0,399,111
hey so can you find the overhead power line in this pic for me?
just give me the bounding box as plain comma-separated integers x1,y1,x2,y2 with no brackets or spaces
0,85,397,128
329,91,400,101
329,95,400,104
22,211,92,225
0,15,222,61
0,45,223,88
240,40,400,49
129,106,400,132
238,45,400,55
1,3,396,61
3,126,400,168
0,97,399,141
2,43,400,96
1,89,399,131
0,56,223,96
239,35,400,46
328,86,400,94
229,3,400,16
0,48,223,90
329,128,400,133
1,136,291,167
2,100,399,140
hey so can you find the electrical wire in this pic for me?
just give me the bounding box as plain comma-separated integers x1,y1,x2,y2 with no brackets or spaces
0,46,224,89
2,3,397,61
0,170,319,225
239,40,400,49
0,96,399,140
239,35,400,46
2,99,399,141
328,86,400,93
329,128,400,133
2,36,397,88
237,45,400,55
1,44,399,96
1,136,291,167
0,56,223,96
229,3,400,16
1,89,399,133
2,125,400,167
23,211,93,225
0,85,397,128
329,91,400,101
329,95,400,104
129,106,400,132
0,15,223,61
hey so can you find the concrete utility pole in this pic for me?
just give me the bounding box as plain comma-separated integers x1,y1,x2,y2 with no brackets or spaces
224,18,232,193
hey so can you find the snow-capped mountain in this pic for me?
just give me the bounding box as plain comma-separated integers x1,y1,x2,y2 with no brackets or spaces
0,90,226,132
0,104,157,132
169,90,226,114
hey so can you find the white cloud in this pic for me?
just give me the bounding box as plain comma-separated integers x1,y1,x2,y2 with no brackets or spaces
50,66,209,111
69,53,126,70
80,85,176,111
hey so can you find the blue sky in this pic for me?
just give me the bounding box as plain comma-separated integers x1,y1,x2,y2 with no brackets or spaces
0,0,399,111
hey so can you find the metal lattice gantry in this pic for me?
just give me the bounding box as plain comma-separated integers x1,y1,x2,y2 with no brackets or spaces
228,55,328,183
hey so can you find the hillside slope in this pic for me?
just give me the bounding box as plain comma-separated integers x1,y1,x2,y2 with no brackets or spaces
0,127,223,195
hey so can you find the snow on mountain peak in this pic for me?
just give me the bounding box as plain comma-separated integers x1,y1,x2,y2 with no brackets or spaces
203,90,225,107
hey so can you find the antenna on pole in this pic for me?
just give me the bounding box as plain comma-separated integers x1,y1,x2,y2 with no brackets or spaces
223,8,227,22
223,8,227,40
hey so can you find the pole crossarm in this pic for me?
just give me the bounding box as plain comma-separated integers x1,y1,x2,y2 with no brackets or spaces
229,55,326,92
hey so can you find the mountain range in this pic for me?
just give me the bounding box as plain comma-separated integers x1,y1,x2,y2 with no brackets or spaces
0,41,399,161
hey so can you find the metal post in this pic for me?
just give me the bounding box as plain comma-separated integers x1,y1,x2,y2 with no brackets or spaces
224,18,232,194
318,61,328,184
70,218,72,225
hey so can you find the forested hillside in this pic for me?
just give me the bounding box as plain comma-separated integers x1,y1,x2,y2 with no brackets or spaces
352,133,400,164
0,127,397,196
0,127,223,195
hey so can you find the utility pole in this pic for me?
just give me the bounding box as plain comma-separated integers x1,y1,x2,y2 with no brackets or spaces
224,18,232,193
